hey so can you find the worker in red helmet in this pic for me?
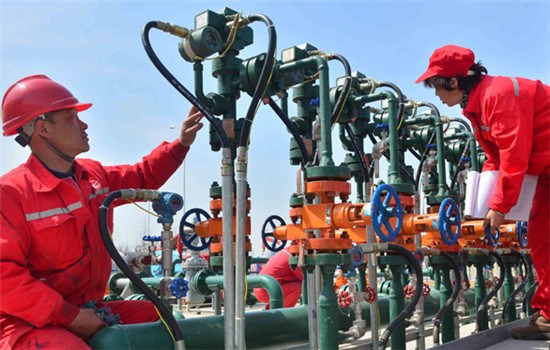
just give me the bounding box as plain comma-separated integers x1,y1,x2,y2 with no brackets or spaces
0,75,204,349
417,45,550,340
253,247,303,309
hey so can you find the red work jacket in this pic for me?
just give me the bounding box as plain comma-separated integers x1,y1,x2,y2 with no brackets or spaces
259,248,303,284
462,75,550,213
0,140,188,348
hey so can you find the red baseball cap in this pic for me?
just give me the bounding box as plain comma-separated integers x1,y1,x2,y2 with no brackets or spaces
415,45,475,84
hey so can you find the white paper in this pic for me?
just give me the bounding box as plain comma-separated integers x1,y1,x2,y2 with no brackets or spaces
464,170,537,221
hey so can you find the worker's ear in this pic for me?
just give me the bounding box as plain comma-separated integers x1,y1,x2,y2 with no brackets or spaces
450,78,459,90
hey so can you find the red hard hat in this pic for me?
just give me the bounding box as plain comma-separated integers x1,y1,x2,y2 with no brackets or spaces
2,75,92,136
415,45,475,84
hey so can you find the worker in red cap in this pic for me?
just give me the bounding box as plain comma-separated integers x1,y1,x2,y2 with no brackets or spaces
417,45,550,340
254,247,303,309
0,75,204,349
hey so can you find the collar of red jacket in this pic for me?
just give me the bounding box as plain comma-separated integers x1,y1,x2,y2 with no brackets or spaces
25,154,87,192
462,75,488,116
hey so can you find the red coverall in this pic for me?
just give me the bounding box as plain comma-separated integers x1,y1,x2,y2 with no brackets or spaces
462,75,550,318
254,248,303,308
0,140,188,349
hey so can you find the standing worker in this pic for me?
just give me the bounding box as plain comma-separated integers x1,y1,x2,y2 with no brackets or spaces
254,247,303,309
0,75,204,349
416,45,550,340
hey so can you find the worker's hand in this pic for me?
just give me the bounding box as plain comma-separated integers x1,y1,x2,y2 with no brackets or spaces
179,106,204,147
67,307,108,341
483,209,506,234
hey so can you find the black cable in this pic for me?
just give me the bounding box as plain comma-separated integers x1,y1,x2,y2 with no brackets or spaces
268,98,309,167
329,53,369,186
238,14,277,147
501,250,529,324
378,82,405,131
409,148,422,160
522,281,539,315
141,21,229,147
414,127,437,193
449,142,470,191
379,244,423,350
432,251,462,346
476,251,506,331
329,53,352,125
99,190,184,344
343,123,369,184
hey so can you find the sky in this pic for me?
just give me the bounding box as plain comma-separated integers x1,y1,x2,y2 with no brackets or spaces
1,0,549,256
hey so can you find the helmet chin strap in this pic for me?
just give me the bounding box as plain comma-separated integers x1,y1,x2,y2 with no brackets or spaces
39,135,75,163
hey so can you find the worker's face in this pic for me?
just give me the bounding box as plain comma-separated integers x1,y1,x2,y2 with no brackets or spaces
39,108,90,156
433,78,463,107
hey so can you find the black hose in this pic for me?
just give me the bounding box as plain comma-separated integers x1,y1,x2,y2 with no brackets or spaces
343,123,369,184
378,82,405,130
141,21,229,147
379,244,423,350
449,142,470,191
476,251,505,331
501,250,529,324
98,190,184,344
329,53,369,186
414,129,437,192
330,53,352,125
522,281,539,315
409,148,421,160
268,98,309,167
432,251,462,345
238,14,277,147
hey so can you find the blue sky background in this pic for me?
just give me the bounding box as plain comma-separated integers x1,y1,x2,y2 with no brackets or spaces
2,0,549,255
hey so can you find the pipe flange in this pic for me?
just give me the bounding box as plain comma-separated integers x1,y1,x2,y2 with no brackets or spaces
192,269,217,295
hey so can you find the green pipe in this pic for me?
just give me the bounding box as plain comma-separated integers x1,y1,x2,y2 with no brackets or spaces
439,266,454,343
251,257,269,264
474,261,489,330
319,264,339,349
279,56,334,166
193,61,209,105
431,112,449,197
91,290,478,350
380,91,401,187
195,273,284,310
502,255,518,322
358,265,367,292
434,269,441,290
390,264,406,350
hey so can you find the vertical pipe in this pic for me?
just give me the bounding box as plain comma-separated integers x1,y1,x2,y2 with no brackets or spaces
502,255,517,322
440,266,454,343
383,92,401,185
235,146,248,349
221,148,235,350
366,226,380,350
474,262,489,331
389,263,406,350
413,193,425,350
314,56,335,167
468,135,480,171
318,264,338,349
307,267,318,350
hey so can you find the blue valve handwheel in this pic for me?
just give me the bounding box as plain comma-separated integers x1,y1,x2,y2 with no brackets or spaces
261,215,287,252
438,198,461,245
370,184,403,242
516,221,528,248
179,208,213,251
484,224,500,248
348,246,365,268
169,277,189,298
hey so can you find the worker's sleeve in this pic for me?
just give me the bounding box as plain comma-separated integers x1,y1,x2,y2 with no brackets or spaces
484,92,534,213
102,140,189,191
0,188,80,328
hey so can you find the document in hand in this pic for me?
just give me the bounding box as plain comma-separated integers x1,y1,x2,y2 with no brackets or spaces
463,170,538,221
